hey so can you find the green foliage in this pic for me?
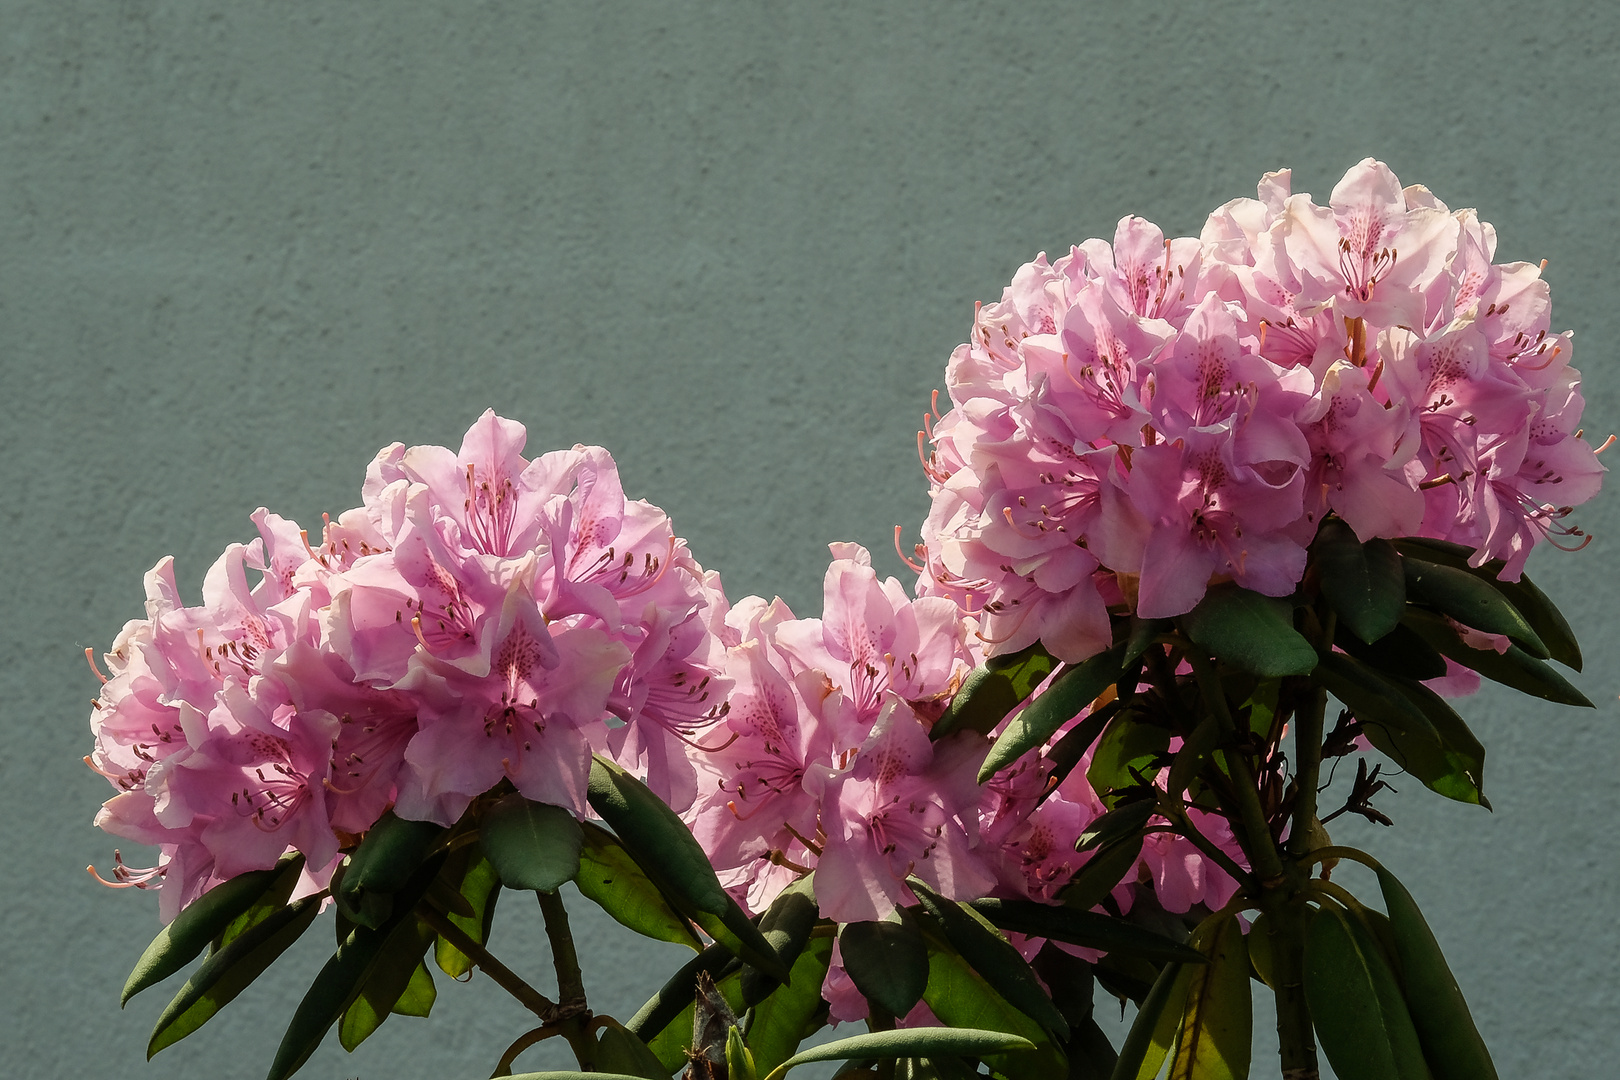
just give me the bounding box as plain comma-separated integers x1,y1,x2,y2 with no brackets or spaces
761,1029,1037,1080
575,820,703,950
1109,961,1192,1080
979,647,1123,782
839,919,930,1018
1314,521,1406,644
968,898,1204,964
920,931,1065,1080
746,936,835,1077
1087,711,1170,802
931,642,1058,739
336,811,444,929
481,794,585,893
741,874,820,1006
1180,584,1317,677
1402,559,1547,657
1165,914,1250,1080
1304,904,1432,1080
431,844,501,979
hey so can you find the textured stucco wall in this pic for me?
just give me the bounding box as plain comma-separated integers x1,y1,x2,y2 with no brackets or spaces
4,3,1617,1077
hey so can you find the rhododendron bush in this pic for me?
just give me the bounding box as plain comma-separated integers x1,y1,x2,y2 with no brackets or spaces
88,160,1604,1080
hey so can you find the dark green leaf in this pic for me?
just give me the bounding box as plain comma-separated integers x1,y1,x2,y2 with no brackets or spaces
979,649,1123,783
337,917,435,1051
1076,799,1156,855
1165,913,1250,1080
266,855,445,1080
909,879,1068,1039
588,755,788,981
576,820,702,950
1304,905,1431,1080
1163,716,1223,804
432,845,501,979
1069,1016,1121,1080
931,643,1059,739
921,937,1063,1080
1060,834,1146,913
968,900,1204,965
1403,559,1548,657
1123,616,1170,665
642,965,746,1074
1375,867,1500,1080
839,919,931,1018
1315,522,1407,644
1086,713,1170,802
1042,703,1121,796
595,1021,673,1080
481,795,585,893
337,812,444,929
1402,608,1592,706
763,1029,1037,1080
742,874,820,1006
390,961,436,1018
1107,961,1190,1080
146,894,320,1057
1333,621,1448,681
124,854,303,1007
1180,584,1317,677
626,941,737,1044
504,1073,659,1080
1093,952,1164,1008
745,935,834,1078
1394,537,1581,669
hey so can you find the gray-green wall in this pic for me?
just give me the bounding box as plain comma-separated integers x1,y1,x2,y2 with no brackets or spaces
5,3,1616,1077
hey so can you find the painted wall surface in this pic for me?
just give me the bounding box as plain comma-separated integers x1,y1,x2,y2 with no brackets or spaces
3,3,1616,1077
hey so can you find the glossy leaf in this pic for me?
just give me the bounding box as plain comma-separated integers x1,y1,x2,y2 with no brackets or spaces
123,855,302,1006
839,919,930,1018
481,794,585,893
910,879,1068,1039
1334,621,1448,681
1061,833,1146,913
1402,608,1592,707
595,1021,674,1080
337,812,444,929
1166,914,1250,1080
1403,559,1547,657
979,648,1123,782
764,1029,1038,1080
1086,713,1170,801
968,899,1204,964
576,820,702,950
266,855,445,1080
1122,616,1170,664
1075,798,1156,855
626,941,737,1046
741,873,819,1006
146,894,321,1057
1315,522,1407,643
1376,867,1500,1080
746,936,834,1078
1180,584,1317,677
1246,912,1275,990
1109,961,1191,1080
432,846,501,979
505,1073,655,1080
337,916,435,1051
1394,537,1581,669
588,755,787,981
391,960,436,1018
1041,703,1120,795
921,938,1063,1080
931,642,1058,739
1304,905,1432,1080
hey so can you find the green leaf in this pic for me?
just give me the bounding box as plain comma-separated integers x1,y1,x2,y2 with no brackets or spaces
1123,616,1170,665
1060,833,1146,913
729,1025,758,1080
1108,961,1192,1080
266,855,445,1080
337,916,436,1051
979,648,1123,782
839,919,931,1018
1375,867,1499,1080
588,755,788,981
762,1029,1038,1080
742,874,820,1006
432,845,501,979
1315,521,1407,644
931,642,1058,739
1180,584,1317,677
595,1021,674,1080
1334,620,1448,681
1042,702,1121,795
921,938,1063,1080
626,941,737,1046
1403,559,1548,657
1166,914,1250,1080
1394,537,1581,669
1075,798,1156,855
1304,904,1433,1080
746,936,834,1078
1402,608,1592,707
146,894,320,1057
123,854,303,1006
641,964,746,1073
481,794,585,893
967,899,1204,965
391,961,436,1018
909,879,1069,1039
1086,712,1170,802
504,1073,661,1080
576,820,702,950
337,811,444,929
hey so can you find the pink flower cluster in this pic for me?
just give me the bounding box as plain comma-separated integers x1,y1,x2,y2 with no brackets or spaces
87,411,729,919
915,159,1605,662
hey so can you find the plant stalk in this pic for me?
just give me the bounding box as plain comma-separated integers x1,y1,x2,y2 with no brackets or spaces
537,888,596,1070
415,903,557,1020
1184,650,1285,885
